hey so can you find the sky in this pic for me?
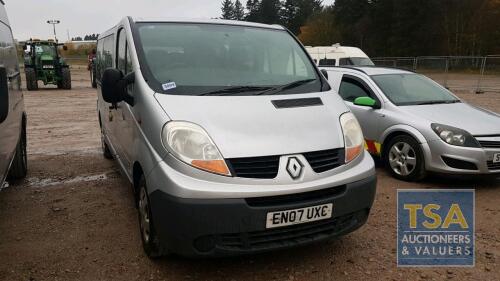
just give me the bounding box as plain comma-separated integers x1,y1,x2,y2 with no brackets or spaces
6,0,335,41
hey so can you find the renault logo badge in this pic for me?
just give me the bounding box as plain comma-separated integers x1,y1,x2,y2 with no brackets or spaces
286,157,304,179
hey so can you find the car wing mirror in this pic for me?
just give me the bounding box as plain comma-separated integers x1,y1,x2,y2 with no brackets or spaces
101,68,135,107
354,96,378,108
0,67,9,123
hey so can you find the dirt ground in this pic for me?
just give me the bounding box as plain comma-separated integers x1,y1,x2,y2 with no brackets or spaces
0,69,499,281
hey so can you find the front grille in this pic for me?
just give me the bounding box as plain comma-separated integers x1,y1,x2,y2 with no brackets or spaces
227,149,345,179
487,161,500,170
303,149,345,173
479,140,500,148
227,155,280,179
246,186,347,207
215,211,362,251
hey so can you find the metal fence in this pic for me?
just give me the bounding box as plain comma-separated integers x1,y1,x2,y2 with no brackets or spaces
372,56,500,93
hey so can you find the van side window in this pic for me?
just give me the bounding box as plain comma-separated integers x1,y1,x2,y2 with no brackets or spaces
117,29,127,74
339,58,353,66
318,59,336,67
97,35,115,82
0,22,18,76
339,77,372,102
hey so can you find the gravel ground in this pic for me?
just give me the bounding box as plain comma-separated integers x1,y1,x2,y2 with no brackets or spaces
0,69,499,281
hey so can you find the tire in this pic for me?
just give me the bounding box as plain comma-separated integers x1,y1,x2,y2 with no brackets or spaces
137,176,168,258
91,65,97,88
383,135,426,181
8,124,28,179
101,127,113,159
61,68,72,90
25,67,38,91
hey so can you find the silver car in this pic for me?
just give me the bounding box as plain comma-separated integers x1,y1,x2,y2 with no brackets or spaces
324,66,500,181
0,1,27,188
96,18,376,257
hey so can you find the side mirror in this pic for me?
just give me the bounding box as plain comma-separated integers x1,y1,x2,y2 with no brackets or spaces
63,45,68,51
101,68,135,106
354,96,377,108
0,67,9,123
320,69,329,80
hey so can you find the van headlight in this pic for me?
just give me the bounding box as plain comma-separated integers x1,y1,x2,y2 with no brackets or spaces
340,112,364,163
161,121,231,176
431,123,480,147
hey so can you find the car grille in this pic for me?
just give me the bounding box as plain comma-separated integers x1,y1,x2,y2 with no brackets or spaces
226,149,345,179
478,140,500,148
214,211,363,251
487,161,500,170
303,149,345,173
226,155,281,179
245,186,347,207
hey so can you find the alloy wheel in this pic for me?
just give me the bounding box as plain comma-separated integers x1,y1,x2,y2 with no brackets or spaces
388,142,417,176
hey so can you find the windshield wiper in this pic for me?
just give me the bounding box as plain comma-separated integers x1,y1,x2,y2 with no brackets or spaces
415,100,460,105
199,86,272,96
255,79,317,96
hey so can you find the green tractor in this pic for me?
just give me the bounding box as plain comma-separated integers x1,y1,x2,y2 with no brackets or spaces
23,39,71,90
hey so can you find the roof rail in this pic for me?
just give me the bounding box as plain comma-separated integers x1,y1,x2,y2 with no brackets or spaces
361,65,416,73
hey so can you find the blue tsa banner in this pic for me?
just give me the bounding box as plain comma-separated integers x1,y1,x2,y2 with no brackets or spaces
397,189,474,267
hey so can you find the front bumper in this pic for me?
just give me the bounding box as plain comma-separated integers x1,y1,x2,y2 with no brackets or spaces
425,139,500,174
148,175,377,257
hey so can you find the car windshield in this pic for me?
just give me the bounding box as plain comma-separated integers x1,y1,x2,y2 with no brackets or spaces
371,74,459,106
136,23,320,95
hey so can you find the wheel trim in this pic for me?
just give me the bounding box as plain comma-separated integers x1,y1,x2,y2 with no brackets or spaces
388,142,417,176
139,187,151,243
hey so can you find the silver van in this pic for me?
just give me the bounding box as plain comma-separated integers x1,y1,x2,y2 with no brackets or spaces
0,0,27,188
96,18,376,257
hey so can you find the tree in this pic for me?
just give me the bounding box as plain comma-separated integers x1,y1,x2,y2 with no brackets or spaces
234,0,245,20
221,0,235,20
245,0,261,21
259,0,282,24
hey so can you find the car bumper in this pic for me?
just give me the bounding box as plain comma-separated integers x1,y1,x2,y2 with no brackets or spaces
148,175,377,257
425,139,500,174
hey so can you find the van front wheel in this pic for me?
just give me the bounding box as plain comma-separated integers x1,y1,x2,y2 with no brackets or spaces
137,176,168,258
8,124,28,179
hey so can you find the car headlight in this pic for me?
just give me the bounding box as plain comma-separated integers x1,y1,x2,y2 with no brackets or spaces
161,121,231,176
431,123,480,147
340,112,364,163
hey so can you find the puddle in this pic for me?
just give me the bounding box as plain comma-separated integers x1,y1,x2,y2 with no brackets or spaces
28,172,111,188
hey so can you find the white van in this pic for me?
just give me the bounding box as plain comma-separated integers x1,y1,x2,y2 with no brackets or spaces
306,44,374,67
0,0,27,188
96,18,376,258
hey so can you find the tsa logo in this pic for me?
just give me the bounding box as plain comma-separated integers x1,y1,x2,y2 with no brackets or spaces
397,190,474,267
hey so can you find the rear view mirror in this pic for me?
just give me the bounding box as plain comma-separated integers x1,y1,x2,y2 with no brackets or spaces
101,68,135,106
0,67,9,123
320,69,329,80
354,96,377,108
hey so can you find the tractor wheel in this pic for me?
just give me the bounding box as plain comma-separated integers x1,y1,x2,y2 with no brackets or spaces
61,68,72,90
25,68,38,91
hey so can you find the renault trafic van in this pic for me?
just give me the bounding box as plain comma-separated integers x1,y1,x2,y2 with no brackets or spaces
96,18,376,258
306,44,374,67
0,0,27,188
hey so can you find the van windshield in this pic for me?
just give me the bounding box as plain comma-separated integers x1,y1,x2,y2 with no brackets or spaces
136,23,321,95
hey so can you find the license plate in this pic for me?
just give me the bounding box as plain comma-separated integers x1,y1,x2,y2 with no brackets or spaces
266,203,333,229
494,153,500,163
43,65,54,69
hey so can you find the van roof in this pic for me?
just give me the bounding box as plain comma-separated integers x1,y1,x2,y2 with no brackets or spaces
99,17,286,40
131,17,285,30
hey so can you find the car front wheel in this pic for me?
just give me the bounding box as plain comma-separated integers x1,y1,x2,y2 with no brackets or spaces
384,135,426,181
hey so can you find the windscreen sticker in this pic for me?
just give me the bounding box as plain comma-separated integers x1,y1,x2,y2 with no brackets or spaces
162,82,177,91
